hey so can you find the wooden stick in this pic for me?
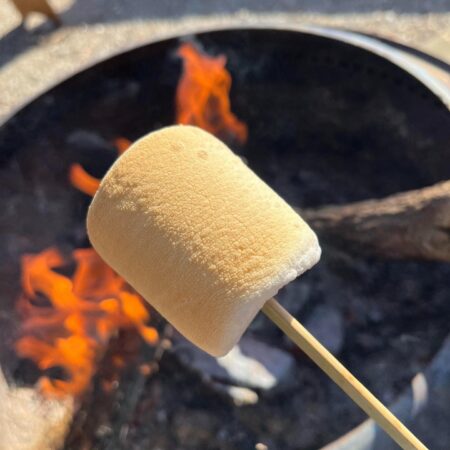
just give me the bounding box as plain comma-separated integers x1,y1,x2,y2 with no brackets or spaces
262,298,428,450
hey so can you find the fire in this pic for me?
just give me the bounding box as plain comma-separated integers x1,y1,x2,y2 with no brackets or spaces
15,138,158,398
69,164,100,197
16,40,247,398
68,137,131,198
114,137,132,155
15,247,158,398
176,42,248,145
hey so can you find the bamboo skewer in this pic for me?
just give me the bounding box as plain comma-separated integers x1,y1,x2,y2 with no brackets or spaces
262,298,428,450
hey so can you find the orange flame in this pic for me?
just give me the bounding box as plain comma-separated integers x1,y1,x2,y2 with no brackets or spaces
69,163,101,197
176,42,248,144
114,137,132,155
15,247,158,398
68,137,131,197
16,136,158,398
17,40,248,397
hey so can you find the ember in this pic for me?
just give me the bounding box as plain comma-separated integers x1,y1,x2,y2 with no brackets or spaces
176,42,248,144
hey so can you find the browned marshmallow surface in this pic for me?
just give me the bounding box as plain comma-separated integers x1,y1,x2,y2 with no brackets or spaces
87,126,320,356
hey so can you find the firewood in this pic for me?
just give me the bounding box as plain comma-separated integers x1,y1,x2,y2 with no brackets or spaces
0,369,74,450
302,180,450,262
10,0,60,25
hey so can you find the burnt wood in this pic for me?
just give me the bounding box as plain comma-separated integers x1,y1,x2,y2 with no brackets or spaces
303,180,450,262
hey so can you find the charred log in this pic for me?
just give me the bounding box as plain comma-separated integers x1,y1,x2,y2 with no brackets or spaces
302,180,450,262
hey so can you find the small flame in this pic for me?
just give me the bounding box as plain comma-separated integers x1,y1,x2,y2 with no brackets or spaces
15,247,158,398
114,137,132,155
69,164,101,197
176,42,248,144
68,138,131,197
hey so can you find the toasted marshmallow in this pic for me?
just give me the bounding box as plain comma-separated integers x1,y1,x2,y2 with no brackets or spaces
87,125,320,356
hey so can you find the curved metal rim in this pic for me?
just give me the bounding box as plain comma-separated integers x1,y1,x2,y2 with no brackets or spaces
1,22,449,129
302,24,450,106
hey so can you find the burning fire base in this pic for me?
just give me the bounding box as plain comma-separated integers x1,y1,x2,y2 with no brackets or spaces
0,28,449,449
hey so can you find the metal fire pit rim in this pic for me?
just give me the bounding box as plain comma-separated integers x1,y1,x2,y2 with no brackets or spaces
1,22,449,130
303,24,450,105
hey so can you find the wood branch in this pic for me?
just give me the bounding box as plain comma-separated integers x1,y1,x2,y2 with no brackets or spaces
301,180,450,262
0,369,74,450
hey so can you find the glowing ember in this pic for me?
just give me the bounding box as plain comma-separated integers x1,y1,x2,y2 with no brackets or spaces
176,42,248,145
15,247,158,398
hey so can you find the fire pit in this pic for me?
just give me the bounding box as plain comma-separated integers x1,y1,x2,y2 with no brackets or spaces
0,26,449,450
